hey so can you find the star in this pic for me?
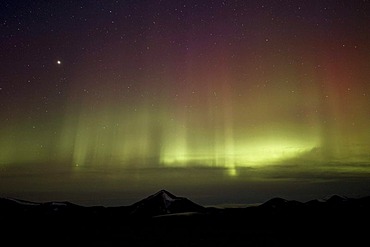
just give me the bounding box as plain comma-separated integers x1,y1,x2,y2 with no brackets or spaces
57,60,61,65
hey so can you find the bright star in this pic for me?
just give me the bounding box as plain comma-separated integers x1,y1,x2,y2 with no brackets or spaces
57,60,61,65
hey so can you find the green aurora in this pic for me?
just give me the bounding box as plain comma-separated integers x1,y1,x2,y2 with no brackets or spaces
1,0,370,205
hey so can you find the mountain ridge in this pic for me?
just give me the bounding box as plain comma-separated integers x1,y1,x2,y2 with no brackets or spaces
1,191,369,246
1,191,370,216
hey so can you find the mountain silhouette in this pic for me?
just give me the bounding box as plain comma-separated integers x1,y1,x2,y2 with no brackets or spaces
130,190,205,217
1,192,370,246
260,197,303,209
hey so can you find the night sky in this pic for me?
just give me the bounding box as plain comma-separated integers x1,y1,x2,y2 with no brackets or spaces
1,0,370,206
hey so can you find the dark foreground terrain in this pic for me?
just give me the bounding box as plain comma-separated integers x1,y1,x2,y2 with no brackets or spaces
1,190,369,246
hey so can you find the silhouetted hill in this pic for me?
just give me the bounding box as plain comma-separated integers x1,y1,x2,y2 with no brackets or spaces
130,190,205,217
259,197,303,209
1,191,369,246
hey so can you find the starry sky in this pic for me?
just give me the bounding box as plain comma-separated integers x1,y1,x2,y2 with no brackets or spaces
1,0,370,206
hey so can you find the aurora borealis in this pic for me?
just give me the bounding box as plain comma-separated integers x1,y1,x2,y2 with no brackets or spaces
1,0,370,205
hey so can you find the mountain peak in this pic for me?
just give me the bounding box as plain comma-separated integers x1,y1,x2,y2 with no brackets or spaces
130,190,204,216
152,190,177,200
323,195,348,203
260,197,303,209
